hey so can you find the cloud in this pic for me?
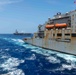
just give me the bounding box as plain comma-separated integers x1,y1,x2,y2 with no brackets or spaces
45,0,60,5
45,0,74,9
0,0,23,10
0,0,23,5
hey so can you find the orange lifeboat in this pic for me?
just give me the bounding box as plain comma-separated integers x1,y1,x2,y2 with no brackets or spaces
45,24,54,29
55,23,67,28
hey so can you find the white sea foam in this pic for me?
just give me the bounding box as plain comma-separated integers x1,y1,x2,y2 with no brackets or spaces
46,56,60,64
1,57,24,71
3,38,24,46
1,57,25,75
13,39,24,44
3,37,76,71
50,62,76,72
23,45,38,49
17,39,24,43
62,63,76,70
5,48,9,51
31,48,61,64
1,69,25,75
54,63,76,71
31,48,56,56
31,46,76,71
11,39,24,44
31,47,76,66
3,38,41,50
17,39,24,42
57,53,76,62
11,38,16,41
3,38,8,40
25,54,36,60
5,38,76,63
1,55,10,59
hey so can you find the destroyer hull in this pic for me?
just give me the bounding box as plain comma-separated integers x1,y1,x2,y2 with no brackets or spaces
24,38,76,56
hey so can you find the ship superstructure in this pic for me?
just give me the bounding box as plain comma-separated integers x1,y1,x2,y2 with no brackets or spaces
37,10,76,39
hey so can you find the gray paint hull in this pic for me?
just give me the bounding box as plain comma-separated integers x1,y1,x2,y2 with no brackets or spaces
24,37,76,56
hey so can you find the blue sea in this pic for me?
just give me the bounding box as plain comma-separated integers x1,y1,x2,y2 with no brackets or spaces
0,34,76,75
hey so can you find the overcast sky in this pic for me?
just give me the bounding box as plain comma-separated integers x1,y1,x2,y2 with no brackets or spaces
0,0,75,33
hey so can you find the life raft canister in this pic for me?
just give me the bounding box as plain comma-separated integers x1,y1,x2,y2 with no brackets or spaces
45,24,54,29
55,23,67,28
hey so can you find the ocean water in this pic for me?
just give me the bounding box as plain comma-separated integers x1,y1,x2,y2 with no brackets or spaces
0,34,76,75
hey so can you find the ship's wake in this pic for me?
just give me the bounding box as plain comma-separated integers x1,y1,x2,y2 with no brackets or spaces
0,37,76,75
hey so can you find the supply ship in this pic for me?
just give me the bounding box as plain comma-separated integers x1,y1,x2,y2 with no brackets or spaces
23,10,76,55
